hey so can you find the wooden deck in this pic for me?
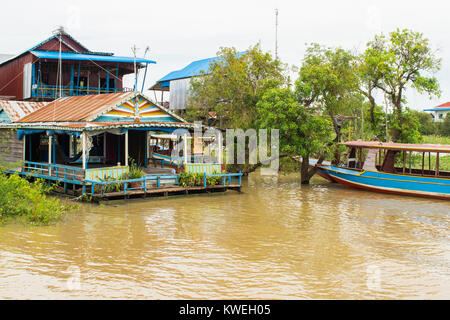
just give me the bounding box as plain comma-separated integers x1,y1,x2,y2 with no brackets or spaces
18,161,243,202
88,184,241,201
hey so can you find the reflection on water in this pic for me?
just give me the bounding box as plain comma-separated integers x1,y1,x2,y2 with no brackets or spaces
0,172,449,299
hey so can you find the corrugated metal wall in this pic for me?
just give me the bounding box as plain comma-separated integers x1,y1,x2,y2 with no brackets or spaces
169,78,191,110
0,53,34,100
0,129,23,166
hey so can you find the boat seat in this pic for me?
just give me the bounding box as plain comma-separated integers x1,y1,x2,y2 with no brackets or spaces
347,158,357,168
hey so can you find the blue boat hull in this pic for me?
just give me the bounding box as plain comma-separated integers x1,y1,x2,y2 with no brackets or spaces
316,165,450,200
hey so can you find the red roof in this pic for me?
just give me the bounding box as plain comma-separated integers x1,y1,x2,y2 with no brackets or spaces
431,102,450,109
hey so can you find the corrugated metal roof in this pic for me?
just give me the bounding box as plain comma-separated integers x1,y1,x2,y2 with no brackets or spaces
342,141,450,153
0,100,48,122
155,52,246,84
19,92,136,123
31,50,156,64
0,31,155,67
157,57,218,83
18,92,187,124
0,32,90,67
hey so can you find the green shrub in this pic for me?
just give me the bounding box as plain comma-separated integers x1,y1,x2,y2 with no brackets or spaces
122,157,145,180
178,170,225,187
0,171,72,225
97,176,122,193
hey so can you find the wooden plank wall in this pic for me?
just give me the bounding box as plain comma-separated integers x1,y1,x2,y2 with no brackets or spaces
0,128,23,167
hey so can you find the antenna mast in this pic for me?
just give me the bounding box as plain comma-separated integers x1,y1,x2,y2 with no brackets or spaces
275,8,279,60
141,46,150,93
131,45,139,91
59,32,62,98
52,26,64,98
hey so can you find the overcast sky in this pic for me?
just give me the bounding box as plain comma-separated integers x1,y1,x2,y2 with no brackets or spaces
1,0,449,110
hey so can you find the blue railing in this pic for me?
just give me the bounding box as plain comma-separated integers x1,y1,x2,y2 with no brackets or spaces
85,172,242,197
31,85,130,98
85,174,178,197
202,171,242,187
21,161,85,184
18,161,242,197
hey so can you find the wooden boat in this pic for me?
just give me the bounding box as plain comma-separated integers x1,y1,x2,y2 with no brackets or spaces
314,141,450,200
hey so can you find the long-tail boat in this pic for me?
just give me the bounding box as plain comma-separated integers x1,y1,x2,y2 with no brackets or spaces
315,141,450,200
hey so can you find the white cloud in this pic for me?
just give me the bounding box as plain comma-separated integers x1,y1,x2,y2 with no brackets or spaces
0,0,448,109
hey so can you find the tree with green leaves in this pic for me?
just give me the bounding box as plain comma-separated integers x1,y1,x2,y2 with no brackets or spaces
295,44,360,143
186,44,288,129
388,108,423,143
437,114,450,136
361,29,441,141
257,87,333,184
414,110,436,136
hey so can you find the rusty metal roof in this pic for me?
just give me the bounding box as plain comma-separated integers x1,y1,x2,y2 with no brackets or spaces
0,100,48,122
342,141,450,153
19,92,137,123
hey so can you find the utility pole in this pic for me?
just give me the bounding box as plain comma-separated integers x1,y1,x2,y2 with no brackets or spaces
275,9,279,60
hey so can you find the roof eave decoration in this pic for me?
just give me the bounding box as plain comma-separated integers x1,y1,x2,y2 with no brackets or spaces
89,92,188,123
0,121,196,132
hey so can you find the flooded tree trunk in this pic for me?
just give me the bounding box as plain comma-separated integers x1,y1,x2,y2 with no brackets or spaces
301,154,325,184
300,155,310,184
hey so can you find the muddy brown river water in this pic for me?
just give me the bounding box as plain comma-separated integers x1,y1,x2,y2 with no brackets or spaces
0,172,449,299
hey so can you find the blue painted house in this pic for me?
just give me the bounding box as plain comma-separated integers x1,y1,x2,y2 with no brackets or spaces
0,28,155,101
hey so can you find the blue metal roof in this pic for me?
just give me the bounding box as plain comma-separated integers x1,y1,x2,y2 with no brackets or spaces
31,50,156,64
157,52,245,83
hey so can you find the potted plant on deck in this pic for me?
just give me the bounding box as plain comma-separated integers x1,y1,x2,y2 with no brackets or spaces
123,158,145,189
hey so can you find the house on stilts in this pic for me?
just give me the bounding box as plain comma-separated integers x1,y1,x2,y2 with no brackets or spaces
0,92,241,200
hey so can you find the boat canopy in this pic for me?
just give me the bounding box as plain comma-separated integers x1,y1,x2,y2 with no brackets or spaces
342,141,450,153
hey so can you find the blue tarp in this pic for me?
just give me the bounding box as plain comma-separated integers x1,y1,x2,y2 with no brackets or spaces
17,129,82,140
31,50,156,64
128,127,189,134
